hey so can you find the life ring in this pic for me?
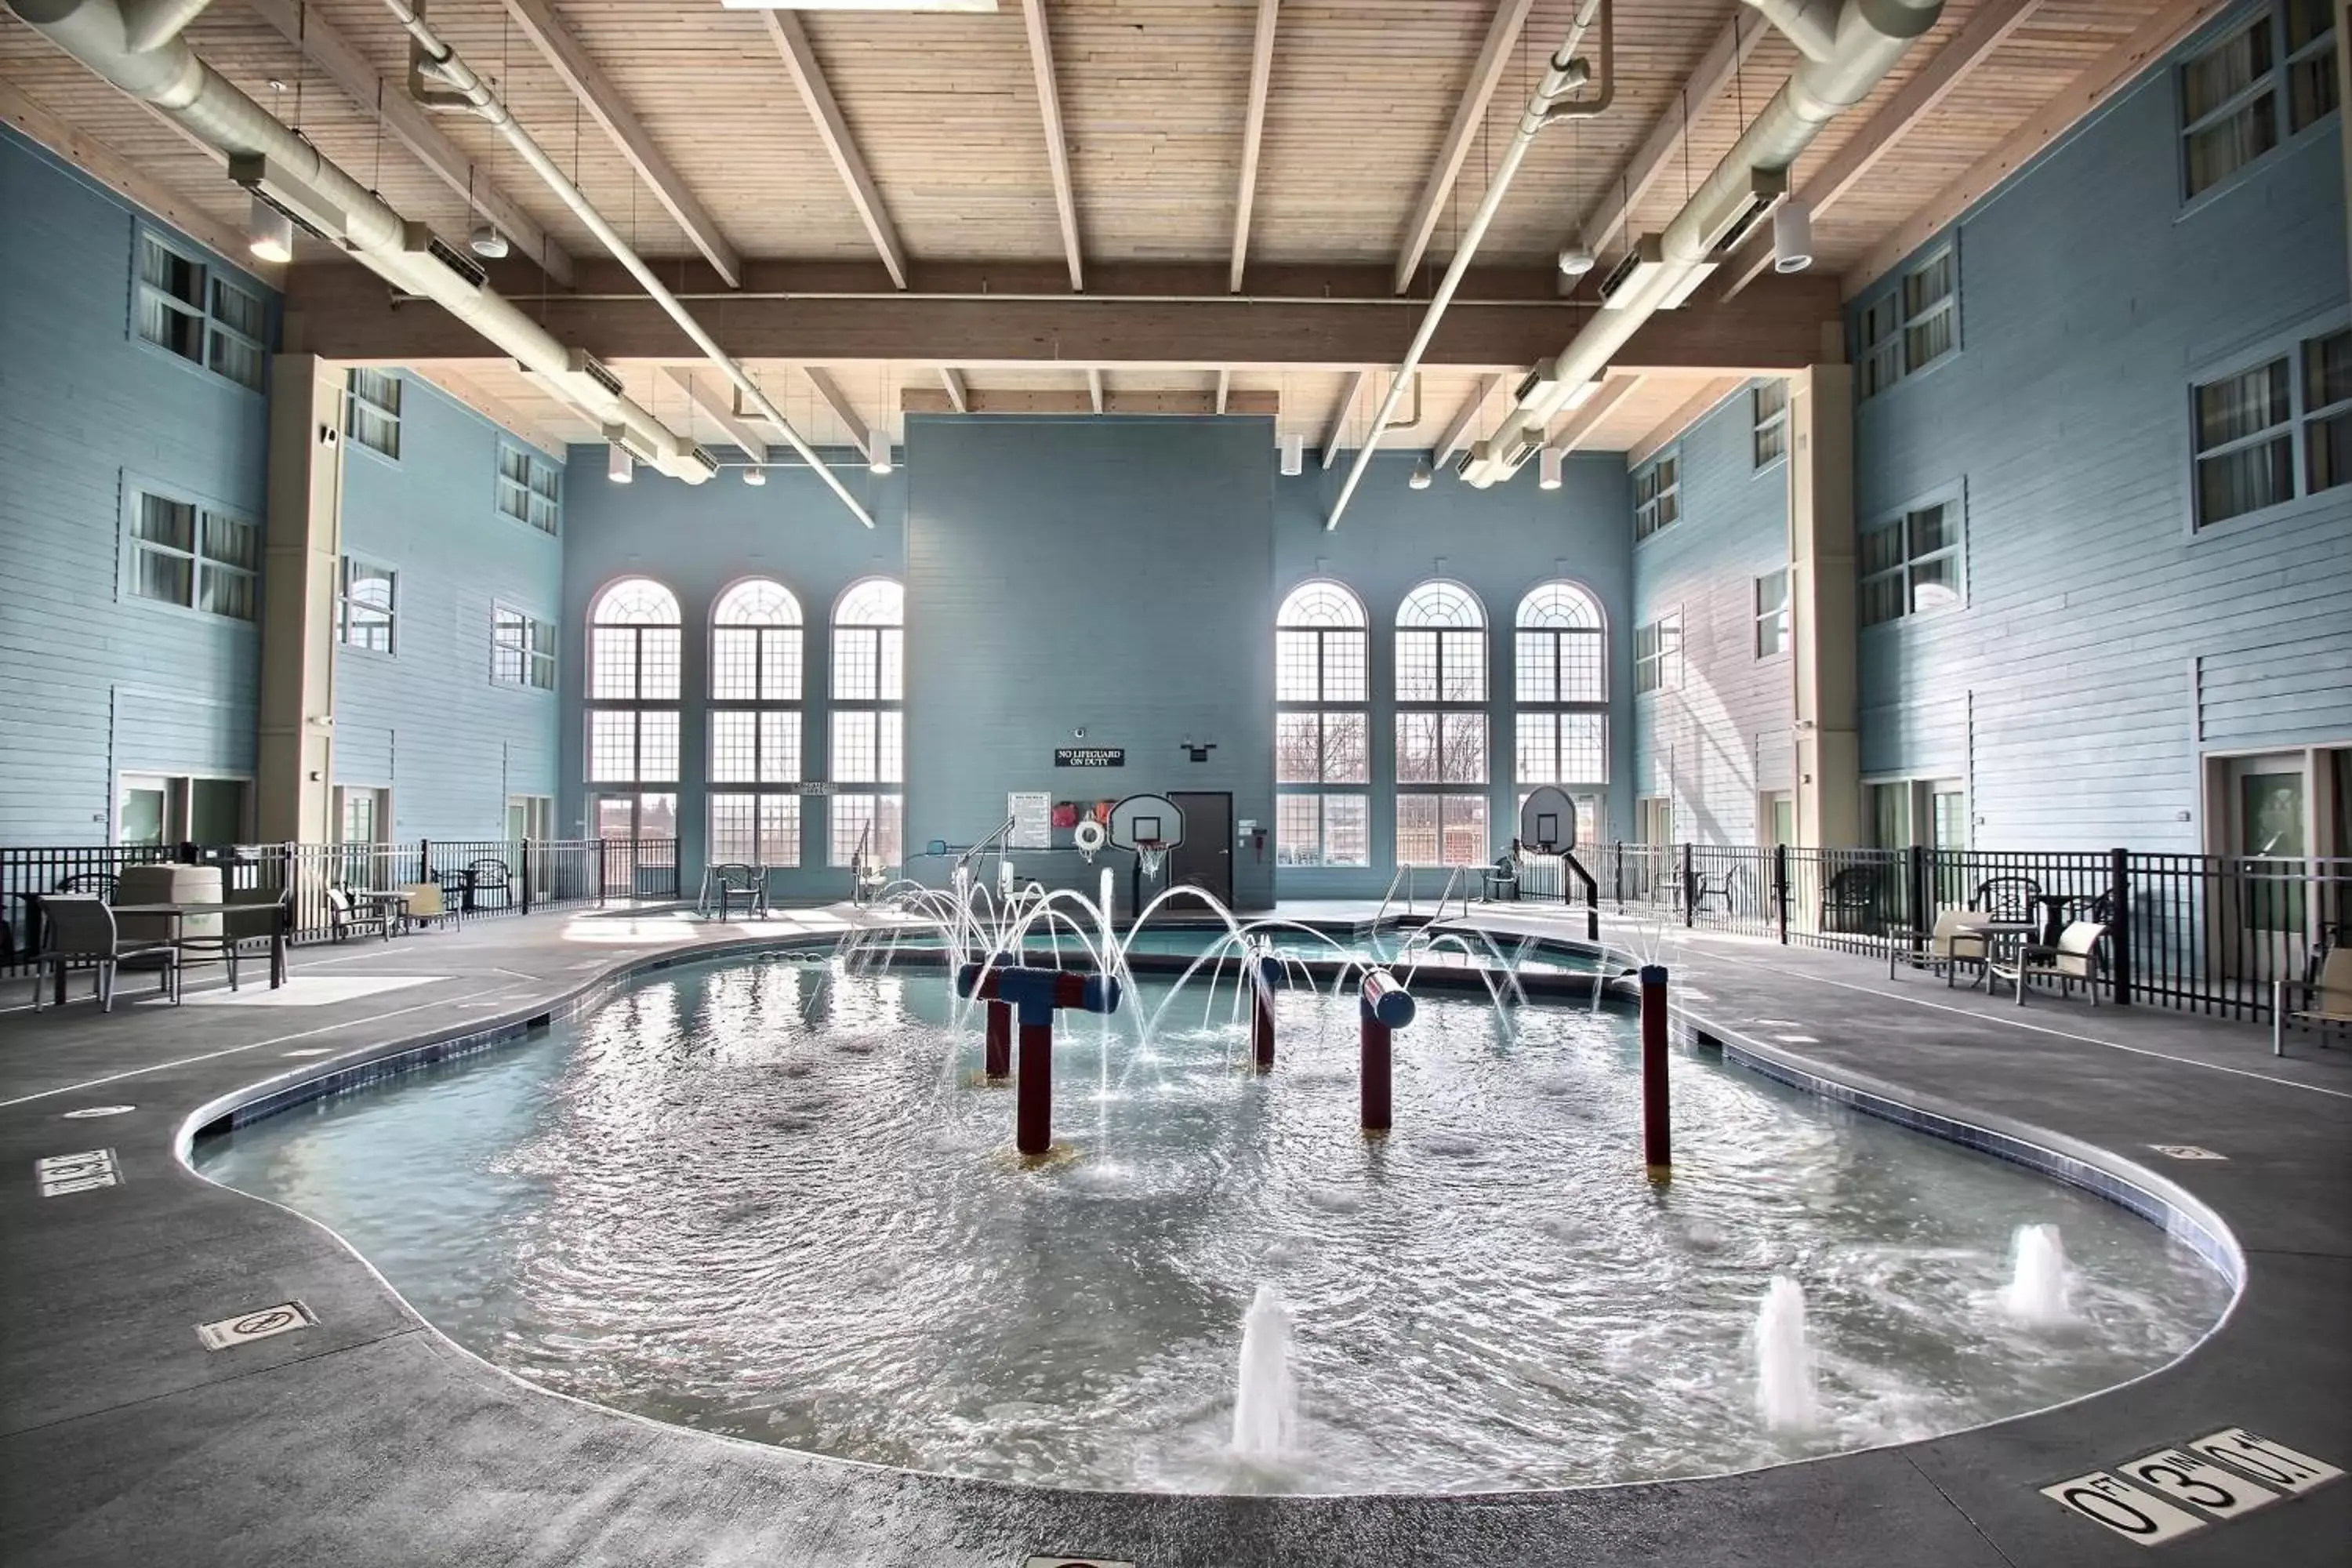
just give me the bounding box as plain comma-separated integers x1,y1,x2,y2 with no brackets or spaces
1073,818,1107,855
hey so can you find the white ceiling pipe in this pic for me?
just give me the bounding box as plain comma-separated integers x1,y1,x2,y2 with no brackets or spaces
380,0,877,529
1460,0,1943,487
1323,0,1609,531
6,0,706,479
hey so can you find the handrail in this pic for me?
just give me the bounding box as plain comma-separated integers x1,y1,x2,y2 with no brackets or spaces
1374,864,1411,928
956,815,1018,873
1562,850,1600,941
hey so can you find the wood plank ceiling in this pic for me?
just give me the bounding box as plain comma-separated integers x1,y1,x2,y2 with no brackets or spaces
0,0,2188,456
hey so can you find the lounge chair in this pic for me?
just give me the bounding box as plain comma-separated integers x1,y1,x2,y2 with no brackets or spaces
399,881,456,931
1888,908,1993,985
31,895,180,1011
2002,920,2106,1006
2274,947,2352,1056
326,885,394,942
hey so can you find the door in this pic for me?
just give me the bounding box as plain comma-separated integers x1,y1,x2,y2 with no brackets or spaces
2224,753,2309,979
1168,791,1233,907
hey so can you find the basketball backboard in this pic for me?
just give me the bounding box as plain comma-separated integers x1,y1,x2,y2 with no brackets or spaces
1518,786,1577,853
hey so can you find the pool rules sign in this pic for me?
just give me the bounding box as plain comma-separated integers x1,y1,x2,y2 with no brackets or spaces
2041,1428,2340,1545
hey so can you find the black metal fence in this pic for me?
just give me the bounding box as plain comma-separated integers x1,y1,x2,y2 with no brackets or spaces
1512,841,2351,1025
1,838,681,973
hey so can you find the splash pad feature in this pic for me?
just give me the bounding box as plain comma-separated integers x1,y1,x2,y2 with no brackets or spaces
1357,969,1417,1133
956,961,1122,1156
1641,964,1672,1176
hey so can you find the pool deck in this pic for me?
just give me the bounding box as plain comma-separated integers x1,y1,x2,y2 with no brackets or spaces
1,900,2346,1566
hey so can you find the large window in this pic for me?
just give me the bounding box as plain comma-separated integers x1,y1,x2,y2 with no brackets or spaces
830,579,903,867
1752,379,1788,469
711,578,804,868
1755,568,1791,657
345,368,401,459
492,604,555,689
2193,325,2350,527
125,489,258,622
1635,609,1682,694
133,230,264,391
1396,581,1486,866
1858,244,1958,399
1633,451,1679,540
2180,0,2337,200
1860,497,1964,626
1514,582,1607,801
336,557,397,653
1275,580,1370,866
586,578,682,810
497,445,561,535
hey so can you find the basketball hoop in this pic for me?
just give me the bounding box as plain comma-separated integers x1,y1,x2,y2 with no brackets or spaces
1073,817,1107,864
1136,840,1168,883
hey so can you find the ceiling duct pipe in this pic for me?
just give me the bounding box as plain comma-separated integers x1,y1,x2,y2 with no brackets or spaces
380,0,877,528
6,0,711,481
1323,0,1611,530
1458,0,1943,487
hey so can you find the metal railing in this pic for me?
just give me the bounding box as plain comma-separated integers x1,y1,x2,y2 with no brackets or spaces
1573,841,2351,1025
2,837,680,971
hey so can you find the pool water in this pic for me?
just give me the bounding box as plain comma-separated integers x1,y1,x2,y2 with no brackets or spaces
194,954,2230,1494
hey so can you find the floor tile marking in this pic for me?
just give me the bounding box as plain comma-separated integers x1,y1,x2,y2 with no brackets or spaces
35,1148,120,1196
195,1301,318,1351
2149,1144,2227,1160
2041,1472,2206,1544
2114,1447,2282,1521
2042,1429,2339,1546
2185,1428,2342,1494
60,1105,137,1119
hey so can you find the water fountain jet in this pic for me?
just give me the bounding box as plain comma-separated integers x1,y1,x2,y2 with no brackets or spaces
2000,1223,2073,1324
1754,1274,1817,1432
1232,1283,1298,1460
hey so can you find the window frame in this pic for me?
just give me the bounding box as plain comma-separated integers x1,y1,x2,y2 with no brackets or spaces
1392,580,1489,869
829,578,906,871
344,368,402,461
2176,0,2339,206
1632,449,1681,541
1634,608,1684,694
1856,241,1962,401
1752,379,1789,470
491,603,557,690
1276,579,1374,870
708,792,802,869
495,443,562,535
2184,310,2352,536
1512,580,1610,794
586,577,684,789
1857,486,1968,628
1755,568,1791,659
129,228,267,393
335,555,398,655
120,481,260,625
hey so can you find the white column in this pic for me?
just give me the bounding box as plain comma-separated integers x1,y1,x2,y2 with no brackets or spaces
256,354,343,842
1787,363,1860,850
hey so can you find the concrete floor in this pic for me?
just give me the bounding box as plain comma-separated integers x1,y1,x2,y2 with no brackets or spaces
1,901,2346,1566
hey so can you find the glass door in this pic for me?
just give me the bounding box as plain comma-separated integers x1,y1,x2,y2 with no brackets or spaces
2226,753,2308,981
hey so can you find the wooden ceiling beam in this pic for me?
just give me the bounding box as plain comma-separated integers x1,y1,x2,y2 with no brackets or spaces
1721,0,2048,299
760,9,908,290
1628,376,1744,467
284,263,1842,372
1433,372,1506,470
1086,366,1106,413
903,387,1279,417
937,366,970,412
1394,0,1537,295
1569,10,1770,270
0,78,283,286
245,0,571,287
1018,0,1084,292
1545,372,1642,454
497,0,740,287
661,365,768,463
801,365,875,459
1229,0,1280,293
1215,367,1232,415
1846,0,2230,296
1320,370,1368,469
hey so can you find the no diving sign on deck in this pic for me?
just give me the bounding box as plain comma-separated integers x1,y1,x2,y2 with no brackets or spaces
2042,1428,2341,1545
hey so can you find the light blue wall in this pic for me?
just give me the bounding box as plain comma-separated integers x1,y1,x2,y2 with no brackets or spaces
0,126,271,844
1628,383,1792,848
1275,450,1635,898
333,372,566,841
1848,1,2350,850
557,448,909,896
908,416,1276,908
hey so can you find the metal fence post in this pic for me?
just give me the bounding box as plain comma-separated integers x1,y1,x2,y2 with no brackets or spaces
419,837,433,887
1680,841,1696,928
1907,844,1929,957
1611,841,1624,909
2109,846,2132,1007
521,839,534,915
1773,842,1791,945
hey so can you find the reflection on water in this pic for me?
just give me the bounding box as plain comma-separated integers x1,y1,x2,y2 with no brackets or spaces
197,957,2230,1494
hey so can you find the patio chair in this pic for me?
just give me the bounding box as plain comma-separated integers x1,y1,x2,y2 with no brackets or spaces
1688,862,1747,917
2002,920,2107,1006
1888,908,1994,985
325,886,394,942
399,881,457,931
1970,875,2042,924
707,863,768,920
1820,864,1883,935
2274,946,2352,1055
463,857,513,911
31,895,180,1012
53,871,119,899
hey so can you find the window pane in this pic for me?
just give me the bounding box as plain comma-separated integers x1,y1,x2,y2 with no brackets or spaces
1911,554,1961,614
877,627,904,701
711,711,757,782
1323,630,1367,702
140,296,203,361
591,626,639,699
761,711,803,782
198,566,255,621
1905,307,1954,371
761,629,801,701
2291,50,2339,130
833,627,879,699
1439,713,1487,783
2196,435,2295,524
833,710,877,781
1276,630,1320,701
1396,712,1440,784
1323,794,1369,866
1560,713,1606,782
2196,360,2290,450
2308,409,2352,493
638,711,680,782
829,793,903,866
1439,630,1486,701
1396,629,1438,701
763,794,801,867
1277,795,1323,866
1515,630,1557,704
2306,330,2352,410
2186,96,2279,195
208,330,263,390
1440,796,1488,866
1396,793,1441,865
201,512,258,571
878,710,904,782
1903,252,1953,316
709,793,757,864
1323,711,1368,783
1517,712,1557,784
712,626,759,700
1860,520,1905,575
2183,22,2272,121
141,236,202,306
1276,713,1321,783
1908,503,1953,557
1860,572,1905,626
640,628,681,701
588,710,637,782
131,547,191,607
137,494,195,550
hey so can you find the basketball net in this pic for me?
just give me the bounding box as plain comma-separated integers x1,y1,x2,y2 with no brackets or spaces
1137,841,1167,882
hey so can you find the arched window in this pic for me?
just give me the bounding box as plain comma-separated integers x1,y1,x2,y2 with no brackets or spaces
1514,581,1607,849
708,578,804,868
829,578,903,868
1274,580,1369,867
586,578,681,843
1395,581,1487,866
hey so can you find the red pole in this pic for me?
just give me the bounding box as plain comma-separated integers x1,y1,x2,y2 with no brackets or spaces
1254,984,1276,1071
1640,964,1671,1175
985,999,1012,1079
1016,1020,1054,1156
1360,1014,1390,1131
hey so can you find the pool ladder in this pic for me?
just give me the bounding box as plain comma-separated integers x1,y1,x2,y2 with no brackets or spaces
1374,863,1478,929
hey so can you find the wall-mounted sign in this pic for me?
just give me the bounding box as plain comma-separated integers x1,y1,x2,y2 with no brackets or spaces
1054,748,1125,768
1009,791,1051,849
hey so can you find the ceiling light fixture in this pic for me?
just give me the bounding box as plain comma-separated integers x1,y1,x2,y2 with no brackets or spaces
1538,448,1564,490
246,194,294,264
1557,244,1595,278
607,442,634,484
469,223,510,260
1408,458,1433,490
1773,198,1815,274
869,446,893,475
1279,433,1304,477
743,465,767,486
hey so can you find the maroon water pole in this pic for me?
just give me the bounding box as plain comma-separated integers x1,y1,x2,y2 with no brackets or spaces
983,953,1014,1079
956,964,1122,1157
1359,968,1417,1133
1639,963,1671,1175
1247,942,1280,1072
